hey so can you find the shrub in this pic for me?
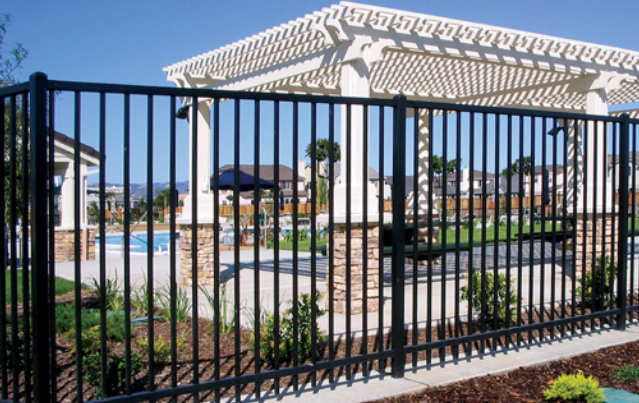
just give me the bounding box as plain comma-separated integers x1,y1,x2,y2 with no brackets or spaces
613,365,639,382
253,292,326,366
200,274,238,334
80,323,144,398
157,285,191,323
134,334,186,363
90,274,121,311
56,304,131,343
542,372,604,403
3,317,32,373
130,278,155,318
576,255,617,311
460,269,519,330
83,352,144,398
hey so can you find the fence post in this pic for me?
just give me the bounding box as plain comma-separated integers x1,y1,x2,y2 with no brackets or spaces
391,94,407,378
617,113,630,331
29,72,52,401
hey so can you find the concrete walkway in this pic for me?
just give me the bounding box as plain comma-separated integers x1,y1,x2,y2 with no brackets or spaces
245,324,639,403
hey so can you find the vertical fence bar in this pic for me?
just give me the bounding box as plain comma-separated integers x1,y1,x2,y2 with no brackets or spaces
169,96,179,402
327,102,335,383
309,101,319,385
411,108,419,367
377,105,386,372
454,111,462,359
98,91,108,399
0,93,7,401
480,112,488,354
73,90,84,403
123,93,133,396
440,110,448,359
292,100,301,388
211,97,221,403
19,91,32,403
146,94,156,393
391,94,407,378
30,72,52,403
47,89,57,399
253,99,262,397
467,111,476,355
192,96,202,402
345,102,352,380
617,114,630,330
273,100,282,393
426,107,434,364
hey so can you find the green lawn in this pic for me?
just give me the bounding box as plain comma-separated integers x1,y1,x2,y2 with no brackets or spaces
268,238,328,252
5,270,84,303
439,221,565,244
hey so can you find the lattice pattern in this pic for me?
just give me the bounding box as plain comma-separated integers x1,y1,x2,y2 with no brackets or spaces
165,2,639,111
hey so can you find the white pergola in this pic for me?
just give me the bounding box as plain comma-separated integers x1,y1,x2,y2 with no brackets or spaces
54,132,100,229
165,1,639,221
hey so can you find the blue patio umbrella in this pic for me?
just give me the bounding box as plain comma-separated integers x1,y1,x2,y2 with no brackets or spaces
211,169,276,192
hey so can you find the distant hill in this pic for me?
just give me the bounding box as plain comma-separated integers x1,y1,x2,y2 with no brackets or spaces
88,182,189,200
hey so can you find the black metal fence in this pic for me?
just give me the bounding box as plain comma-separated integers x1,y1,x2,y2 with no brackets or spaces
2,72,639,402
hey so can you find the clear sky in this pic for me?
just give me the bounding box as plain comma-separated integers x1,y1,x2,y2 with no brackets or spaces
5,0,639,183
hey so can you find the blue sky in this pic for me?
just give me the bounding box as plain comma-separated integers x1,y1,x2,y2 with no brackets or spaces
5,0,639,183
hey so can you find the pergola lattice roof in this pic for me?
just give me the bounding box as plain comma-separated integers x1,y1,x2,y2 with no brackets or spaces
165,1,639,112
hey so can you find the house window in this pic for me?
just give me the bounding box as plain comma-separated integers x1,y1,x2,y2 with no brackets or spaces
283,182,292,190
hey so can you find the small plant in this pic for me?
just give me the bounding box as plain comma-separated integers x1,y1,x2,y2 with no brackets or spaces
3,316,32,373
460,269,519,330
253,291,326,366
200,274,238,334
57,304,131,343
157,284,192,323
130,277,154,317
576,255,617,311
613,365,639,381
542,372,604,403
90,274,121,310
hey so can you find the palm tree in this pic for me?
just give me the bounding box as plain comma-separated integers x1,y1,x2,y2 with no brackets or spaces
501,156,533,208
306,139,341,206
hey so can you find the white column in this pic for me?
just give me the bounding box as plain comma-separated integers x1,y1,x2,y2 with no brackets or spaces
334,59,378,220
581,89,614,213
179,100,215,222
60,163,75,228
565,121,583,212
407,109,431,215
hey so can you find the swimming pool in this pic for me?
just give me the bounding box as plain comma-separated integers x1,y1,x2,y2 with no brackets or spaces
95,231,176,253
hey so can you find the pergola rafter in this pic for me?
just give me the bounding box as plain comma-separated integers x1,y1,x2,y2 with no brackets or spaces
166,1,639,221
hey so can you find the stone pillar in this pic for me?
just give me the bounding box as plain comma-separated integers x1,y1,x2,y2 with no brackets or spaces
54,228,95,263
178,223,216,287
330,222,380,315
571,213,619,270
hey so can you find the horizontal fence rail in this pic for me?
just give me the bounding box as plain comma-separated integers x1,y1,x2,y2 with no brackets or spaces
1,73,639,402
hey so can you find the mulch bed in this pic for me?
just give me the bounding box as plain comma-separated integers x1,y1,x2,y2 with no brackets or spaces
366,340,639,403
5,296,639,402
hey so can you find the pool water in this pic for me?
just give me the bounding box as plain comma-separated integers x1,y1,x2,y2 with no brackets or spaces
96,232,175,253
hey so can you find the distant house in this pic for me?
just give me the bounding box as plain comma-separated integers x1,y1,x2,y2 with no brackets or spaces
312,163,391,200
433,168,497,199
214,164,307,205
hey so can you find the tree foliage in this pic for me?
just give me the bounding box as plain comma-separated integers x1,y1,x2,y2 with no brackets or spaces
306,139,340,205
0,14,28,86
432,155,461,175
501,156,532,178
2,14,28,222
